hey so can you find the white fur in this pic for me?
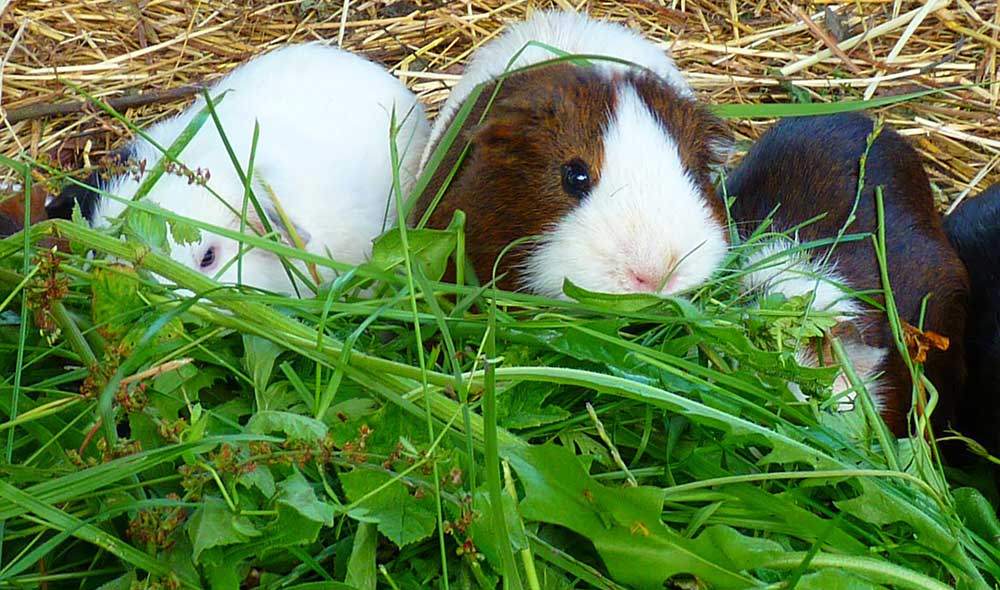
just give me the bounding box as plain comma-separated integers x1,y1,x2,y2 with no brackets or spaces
421,10,694,170
93,43,430,297
743,238,887,410
522,85,727,298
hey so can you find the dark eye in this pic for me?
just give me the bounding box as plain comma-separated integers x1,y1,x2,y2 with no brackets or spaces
561,158,592,199
199,246,216,270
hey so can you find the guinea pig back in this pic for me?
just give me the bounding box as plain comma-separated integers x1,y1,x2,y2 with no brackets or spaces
943,183,1000,460
727,112,969,436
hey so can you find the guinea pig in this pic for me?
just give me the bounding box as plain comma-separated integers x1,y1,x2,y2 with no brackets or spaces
47,42,430,296
942,183,1000,458
728,112,969,437
0,184,70,250
412,10,733,298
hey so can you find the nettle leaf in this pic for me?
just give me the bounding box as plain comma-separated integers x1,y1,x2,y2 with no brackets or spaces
509,443,783,589
91,264,145,341
168,217,201,246
497,381,570,429
188,496,261,563
240,463,276,498
276,470,336,526
125,206,170,252
246,410,327,441
369,213,460,282
339,468,436,548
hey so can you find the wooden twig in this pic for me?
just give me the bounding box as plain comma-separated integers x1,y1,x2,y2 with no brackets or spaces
3,83,206,125
788,5,863,75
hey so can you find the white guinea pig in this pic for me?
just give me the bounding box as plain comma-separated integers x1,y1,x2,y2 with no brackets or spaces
49,43,430,297
412,10,733,298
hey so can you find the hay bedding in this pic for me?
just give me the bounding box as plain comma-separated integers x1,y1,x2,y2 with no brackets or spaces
0,0,997,210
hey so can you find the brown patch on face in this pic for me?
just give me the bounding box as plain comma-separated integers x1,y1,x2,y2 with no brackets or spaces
414,63,613,291
630,72,732,228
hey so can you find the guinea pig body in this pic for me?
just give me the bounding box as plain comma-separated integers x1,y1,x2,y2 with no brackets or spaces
49,43,430,296
415,10,733,298
943,183,1000,457
728,112,969,435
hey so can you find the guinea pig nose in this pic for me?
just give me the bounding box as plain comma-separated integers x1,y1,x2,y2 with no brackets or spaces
626,269,668,293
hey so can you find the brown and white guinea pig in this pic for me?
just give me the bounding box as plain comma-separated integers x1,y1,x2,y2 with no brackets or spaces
0,184,71,251
413,10,733,297
727,112,969,436
943,183,1000,458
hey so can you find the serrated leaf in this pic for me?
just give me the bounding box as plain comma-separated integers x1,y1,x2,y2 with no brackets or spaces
168,217,201,246
246,410,327,441
91,264,144,341
276,470,336,526
369,210,462,282
125,206,170,252
188,496,260,563
339,469,436,548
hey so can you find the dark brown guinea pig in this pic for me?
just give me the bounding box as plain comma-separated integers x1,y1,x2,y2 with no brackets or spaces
943,183,1000,460
413,10,733,298
727,112,969,437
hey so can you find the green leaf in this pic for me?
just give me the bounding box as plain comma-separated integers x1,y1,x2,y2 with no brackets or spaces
169,217,202,246
243,334,283,401
952,487,1000,548
91,265,145,341
339,469,437,548
189,496,261,563
509,443,783,588
794,569,888,590
276,470,336,526
562,278,663,312
125,206,170,252
370,210,463,281
345,522,378,590
246,410,327,441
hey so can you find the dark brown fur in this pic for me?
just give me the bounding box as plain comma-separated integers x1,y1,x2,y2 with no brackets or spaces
413,62,730,291
726,113,968,436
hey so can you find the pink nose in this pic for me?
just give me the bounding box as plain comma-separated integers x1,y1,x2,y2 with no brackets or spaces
627,270,673,293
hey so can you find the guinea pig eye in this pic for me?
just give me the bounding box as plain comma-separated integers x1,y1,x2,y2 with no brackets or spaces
199,246,217,270
561,158,592,199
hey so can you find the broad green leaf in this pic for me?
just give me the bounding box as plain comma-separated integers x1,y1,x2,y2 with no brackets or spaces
339,468,437,548
509,443,783,588
345,522,378,590
276,470,336,526
189,496,261,563
246,410,327,441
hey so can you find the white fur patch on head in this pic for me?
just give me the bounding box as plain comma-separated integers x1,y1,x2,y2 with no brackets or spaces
521,84,727,298
422,10,694,170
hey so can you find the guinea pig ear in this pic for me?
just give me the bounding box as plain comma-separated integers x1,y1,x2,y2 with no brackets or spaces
699,113,735,167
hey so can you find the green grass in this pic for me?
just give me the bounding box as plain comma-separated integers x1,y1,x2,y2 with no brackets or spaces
1,60,1000,590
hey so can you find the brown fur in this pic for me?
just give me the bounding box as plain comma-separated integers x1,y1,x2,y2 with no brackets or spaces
726,113,968,436
413,62,731,291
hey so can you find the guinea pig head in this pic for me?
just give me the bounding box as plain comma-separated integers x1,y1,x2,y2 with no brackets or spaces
417,64,732,298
